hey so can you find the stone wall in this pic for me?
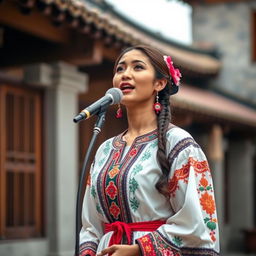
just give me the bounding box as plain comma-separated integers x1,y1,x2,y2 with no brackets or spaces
192,1,256,106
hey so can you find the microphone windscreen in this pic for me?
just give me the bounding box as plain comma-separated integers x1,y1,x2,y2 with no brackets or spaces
105,88,123,104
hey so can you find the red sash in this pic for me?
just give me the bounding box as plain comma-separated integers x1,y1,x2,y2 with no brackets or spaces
104,220,165,246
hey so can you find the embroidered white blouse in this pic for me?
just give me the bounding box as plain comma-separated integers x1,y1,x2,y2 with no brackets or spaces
79,126,220,256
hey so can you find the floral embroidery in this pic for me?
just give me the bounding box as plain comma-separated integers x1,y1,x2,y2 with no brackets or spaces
80,249,95,256
127,141,158,213
137,231,181,256
105,181,118,200
91,184,96,198
79,241,97,256
133,164,143,175
103,141,111,155
96,203,102,214
137,233,156,256
108,165,120,179
113,151,120,160
172,236,183,247
129,148,138,157
200,192,216,215
168,157,209,196
141,151,151,161
99,141,111,166
129,177,139,193
109,202,120,219
130,197,140,211
129,177,140,211
191,158,209,174
168,156,218,243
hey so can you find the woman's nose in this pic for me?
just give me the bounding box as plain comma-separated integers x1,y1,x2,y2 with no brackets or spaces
121,68,131,79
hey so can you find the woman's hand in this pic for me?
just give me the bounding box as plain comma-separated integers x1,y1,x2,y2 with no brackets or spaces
97,244,140,256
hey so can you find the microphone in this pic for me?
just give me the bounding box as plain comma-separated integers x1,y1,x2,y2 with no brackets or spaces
73,88,123,123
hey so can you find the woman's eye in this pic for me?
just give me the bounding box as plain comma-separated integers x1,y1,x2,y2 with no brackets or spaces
116,66,124,72
134,65,144,70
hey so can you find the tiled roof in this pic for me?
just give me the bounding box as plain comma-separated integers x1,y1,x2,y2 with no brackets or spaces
14,0,221,76
172,85,256,128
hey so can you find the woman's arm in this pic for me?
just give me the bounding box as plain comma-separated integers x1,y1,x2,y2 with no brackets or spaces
136,140,219,255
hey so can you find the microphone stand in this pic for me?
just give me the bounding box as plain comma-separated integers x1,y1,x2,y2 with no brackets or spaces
74,110,106,256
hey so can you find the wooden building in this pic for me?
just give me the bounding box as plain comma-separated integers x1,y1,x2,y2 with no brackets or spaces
183,0,256,254
0,0,255,255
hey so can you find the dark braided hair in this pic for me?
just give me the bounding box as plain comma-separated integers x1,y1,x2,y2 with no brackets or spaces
114,44,179,196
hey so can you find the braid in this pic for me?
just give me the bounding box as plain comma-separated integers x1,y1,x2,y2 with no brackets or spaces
114,44,179,196
155,86,172,196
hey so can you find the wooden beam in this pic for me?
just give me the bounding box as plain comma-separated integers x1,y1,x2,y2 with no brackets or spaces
64,39,104,66
0,36,101,68
0,0,72,43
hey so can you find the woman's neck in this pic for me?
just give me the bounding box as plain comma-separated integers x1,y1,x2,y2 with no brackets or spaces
124,106,157,144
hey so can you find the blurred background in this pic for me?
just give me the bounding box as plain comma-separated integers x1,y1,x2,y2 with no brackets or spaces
0,0,256,255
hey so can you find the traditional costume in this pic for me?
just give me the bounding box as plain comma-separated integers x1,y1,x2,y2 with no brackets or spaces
79,126,219,255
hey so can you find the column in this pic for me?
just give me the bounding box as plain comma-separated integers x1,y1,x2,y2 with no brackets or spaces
207,125,226,251
227,138,255,251
25,62,88,256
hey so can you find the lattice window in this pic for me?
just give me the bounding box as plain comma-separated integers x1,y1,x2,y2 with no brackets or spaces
0,85,43,239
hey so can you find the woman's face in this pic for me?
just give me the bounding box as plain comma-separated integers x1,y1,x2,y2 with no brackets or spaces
113,49,160,107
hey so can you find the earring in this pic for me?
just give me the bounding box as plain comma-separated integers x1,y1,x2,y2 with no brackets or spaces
153,92,162,115
116,104,123,118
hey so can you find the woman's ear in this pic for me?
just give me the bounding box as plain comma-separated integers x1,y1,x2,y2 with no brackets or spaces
155,78,168,92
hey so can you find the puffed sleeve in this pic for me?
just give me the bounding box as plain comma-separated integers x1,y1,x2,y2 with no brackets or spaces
79,165,104,256
136,131,220,255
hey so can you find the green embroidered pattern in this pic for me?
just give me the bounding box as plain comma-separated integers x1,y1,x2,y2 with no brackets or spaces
172,236,183,247
130,197,140,211
129,177,140,211
91,184,96,198
141,151,151,161
99,141,111,166
128,141,157,212
96,203,102,214
129,177,139,193
133,164,143,175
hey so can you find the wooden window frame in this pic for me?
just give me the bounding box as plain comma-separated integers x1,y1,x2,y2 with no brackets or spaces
0,84,43,240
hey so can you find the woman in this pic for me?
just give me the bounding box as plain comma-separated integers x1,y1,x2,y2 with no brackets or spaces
79,45,220,256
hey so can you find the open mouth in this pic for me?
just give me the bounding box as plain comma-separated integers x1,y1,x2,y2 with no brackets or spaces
120,84,135,91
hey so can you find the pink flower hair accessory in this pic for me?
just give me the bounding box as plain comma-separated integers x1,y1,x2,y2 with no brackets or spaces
163,55,182,86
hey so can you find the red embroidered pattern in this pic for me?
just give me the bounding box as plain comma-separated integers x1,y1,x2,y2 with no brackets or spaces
109,202,120,219
80,249,95,256
137,232,181,256
105,181,118,200
191,158,209,174
87,174,91,186
113,151,120,160
169,157,209,196
137,235,157,256
129,148,138,157
79,241,97,256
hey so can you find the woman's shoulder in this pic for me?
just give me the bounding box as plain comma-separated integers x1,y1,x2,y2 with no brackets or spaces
166,124,194,141
95,131,123,157
166,124,200,150
94,136,115,158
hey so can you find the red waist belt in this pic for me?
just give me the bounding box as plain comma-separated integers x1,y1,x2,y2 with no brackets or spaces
104,220,165,246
